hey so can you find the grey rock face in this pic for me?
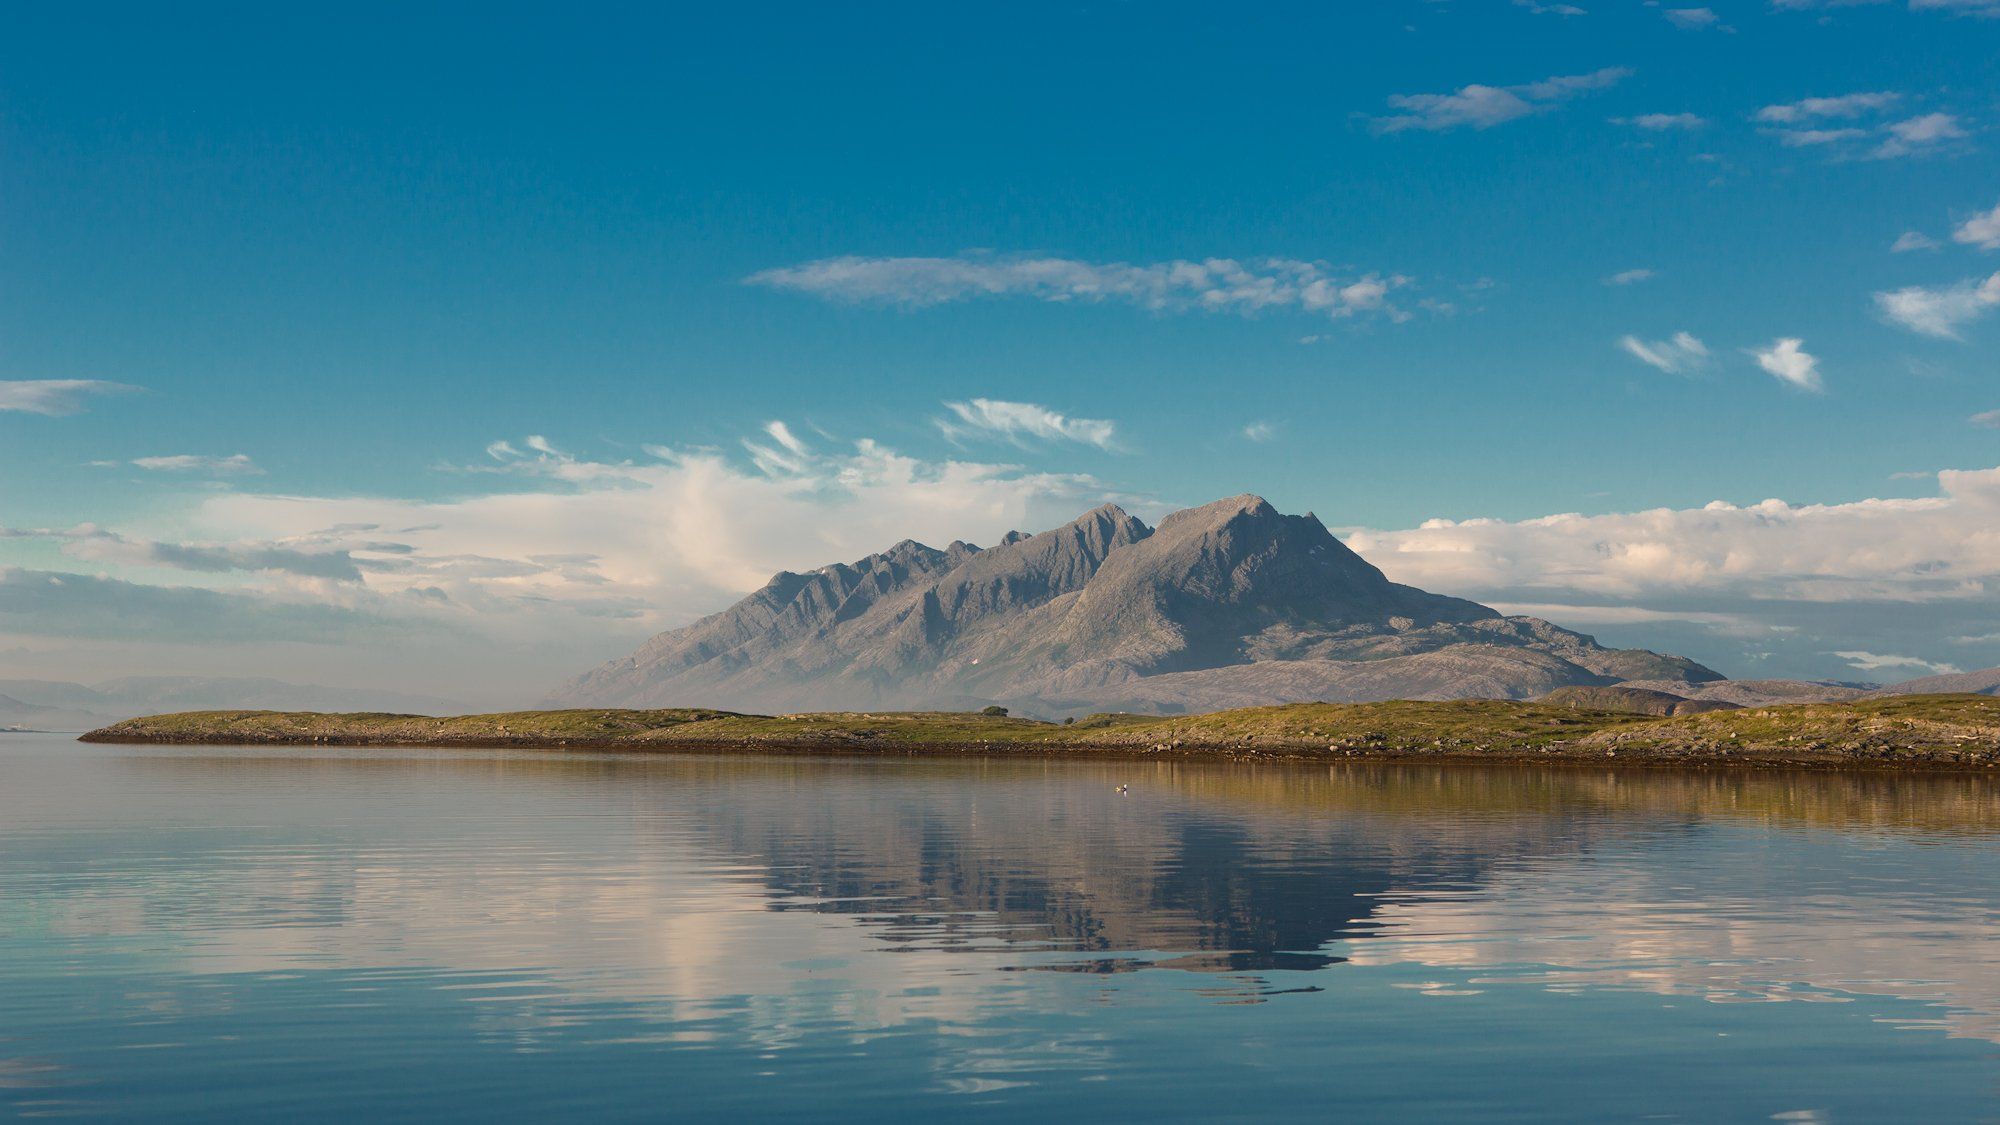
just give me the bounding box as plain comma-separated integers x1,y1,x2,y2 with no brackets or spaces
551,495,1722,716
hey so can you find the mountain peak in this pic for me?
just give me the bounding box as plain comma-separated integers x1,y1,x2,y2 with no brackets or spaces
1156,493,1275,533
553,493,1720,716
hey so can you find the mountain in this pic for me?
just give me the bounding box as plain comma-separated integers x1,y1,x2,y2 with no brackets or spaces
1871,667,2000,697
553,494,1722,717
0,677,469,731
1615,678,1878,708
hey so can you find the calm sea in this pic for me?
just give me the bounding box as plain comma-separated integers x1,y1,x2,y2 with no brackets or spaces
4,734,1999,1121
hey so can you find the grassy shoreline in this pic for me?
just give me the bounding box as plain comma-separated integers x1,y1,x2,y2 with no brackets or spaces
78,695,2000,770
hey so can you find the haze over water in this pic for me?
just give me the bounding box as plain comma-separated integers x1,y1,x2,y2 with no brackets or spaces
5,735,2000,1121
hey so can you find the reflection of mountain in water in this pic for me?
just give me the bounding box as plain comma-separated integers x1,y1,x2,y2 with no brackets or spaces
666,760,1677,973
87,749,2000,1026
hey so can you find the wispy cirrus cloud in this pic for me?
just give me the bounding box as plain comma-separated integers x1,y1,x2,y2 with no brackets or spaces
0,380,140,416
1604,268,1657,286
128,454,263,475
1892,231,1941,252
1754,93,1969,159
0,525,366,581
1874,272,2000,338
1618,332,1708,373
1663,7,1729,29
1773,0,2000,14
1754,92,1901,124
1871,112,1970,158
748,254,1414,322
937,399,1120,451
1512,0,1587,13
1834,650,1962,675
1614,113,1706,131
1371,67,1631,134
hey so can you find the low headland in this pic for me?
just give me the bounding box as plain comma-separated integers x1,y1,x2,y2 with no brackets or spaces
80,693,2000,770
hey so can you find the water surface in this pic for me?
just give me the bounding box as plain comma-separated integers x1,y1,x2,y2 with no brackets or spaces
4,734,2000,1120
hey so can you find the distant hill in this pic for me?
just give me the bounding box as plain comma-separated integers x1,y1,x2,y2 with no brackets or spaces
1871,667,2000,697
0,677,469,731
552,494,1723,717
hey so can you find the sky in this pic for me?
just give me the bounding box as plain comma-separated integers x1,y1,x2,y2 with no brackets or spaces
2,0,1998,706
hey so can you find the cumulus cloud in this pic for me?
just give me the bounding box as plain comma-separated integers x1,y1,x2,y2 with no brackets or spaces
1955,200,2000,249
0,380,140,416
1618,332,1708,373
1372,67,1631,133
1892,231,1941,252
936,399,1120,451
1615,114,1706,130
1749,337,1824,391
1343,466,2000,679
748,254,1414,322
127,454,263,475
1873,272,2000,338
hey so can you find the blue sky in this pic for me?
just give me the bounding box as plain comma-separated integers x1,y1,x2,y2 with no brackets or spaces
2,1,1998,702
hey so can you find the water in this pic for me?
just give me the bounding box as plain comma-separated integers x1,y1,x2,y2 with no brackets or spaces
4,735,2000,1121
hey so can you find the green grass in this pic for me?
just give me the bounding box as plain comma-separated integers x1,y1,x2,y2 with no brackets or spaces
81,695,2000,768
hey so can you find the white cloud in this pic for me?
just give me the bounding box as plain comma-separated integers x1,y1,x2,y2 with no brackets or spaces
1663,7,1726,28
1241,422,1276,443
1603,268,1657,286
1513,0,1587,13
0,380,140,416
1749,337,1824,391
1773,127,1869,147
1343,467,2000,673
1754,92,1900,124
1873,272,2000,339
1954,199,2000,249
1373,67,1631,133
128,454,263,475
1337,470,2000,681
1615,114,1706,131
1774,0,2000,13
1833,650,1962,675
1892,231,1940,252
1871,112,1969,159
1974,409,2000,428
1618,331,1708,373
748,254,1414,322
936,399,1120,451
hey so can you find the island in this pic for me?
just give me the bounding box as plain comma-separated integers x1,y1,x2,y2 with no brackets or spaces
80,693,2000,770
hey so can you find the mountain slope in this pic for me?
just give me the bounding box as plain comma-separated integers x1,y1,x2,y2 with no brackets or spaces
1872,667,2000,697
552,494,1720,716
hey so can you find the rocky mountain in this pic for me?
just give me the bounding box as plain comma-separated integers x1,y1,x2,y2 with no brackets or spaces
553,494,1724,717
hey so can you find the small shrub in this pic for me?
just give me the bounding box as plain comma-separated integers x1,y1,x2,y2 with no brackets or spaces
980,705,1009,717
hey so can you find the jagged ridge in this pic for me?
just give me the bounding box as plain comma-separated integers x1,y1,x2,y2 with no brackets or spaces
552,494,1722,716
